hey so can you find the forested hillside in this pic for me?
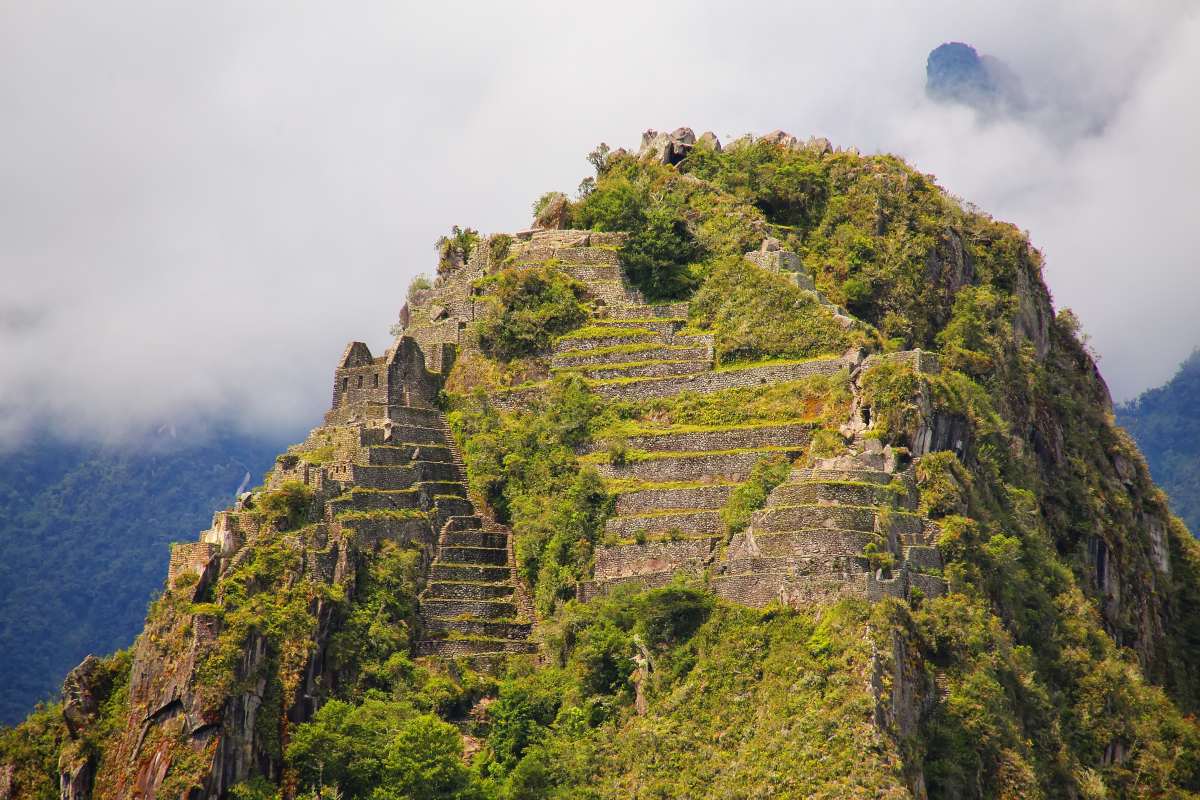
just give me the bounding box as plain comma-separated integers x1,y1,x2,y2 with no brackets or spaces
3,129,1199,800
0,430,289,724
1118,351,1200,535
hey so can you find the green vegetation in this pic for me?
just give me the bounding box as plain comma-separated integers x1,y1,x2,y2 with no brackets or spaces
1117,350,1200,534
0,430,286,725
251,481,315,530
407,273,433,301
470,592,913,799
721,453,792,538
691,255,858,363
604,373,852,433
449,375,613,615
9,132,1200,799
571,172,703,300
475,265,590,361
436,225,481,275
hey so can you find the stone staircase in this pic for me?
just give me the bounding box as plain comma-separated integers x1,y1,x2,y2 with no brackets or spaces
266,403,536,664
551,301,715,383
584,421,818,544
712,446,947,605
417,514,536,659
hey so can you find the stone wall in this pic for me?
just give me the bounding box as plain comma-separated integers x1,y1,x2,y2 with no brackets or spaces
167,541,218,585
594,450,787,483
862,349,941,376
605,510,721,538
614,484,733,516
593,537,719,581
585,421,815,455
728,529,880,561
327,336,451,422
711,571,866,607
591,357,849,401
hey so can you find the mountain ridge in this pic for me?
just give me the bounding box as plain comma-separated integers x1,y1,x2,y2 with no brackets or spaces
2,126,1199,800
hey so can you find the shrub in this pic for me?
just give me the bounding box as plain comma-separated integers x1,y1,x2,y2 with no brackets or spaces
633,585,714,650
449,375,612,615
475,265,589,361
406,273,432,302
251,481,315,531
618,205,703,299
721,454,792,538
487,233,513,265
572,175,702,300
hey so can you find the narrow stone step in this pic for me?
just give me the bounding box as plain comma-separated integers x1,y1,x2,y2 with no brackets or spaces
327,488,422,517
424,581,515,601
753,504,884,534
552,344,711,368
554,359,710,381
605,509,722,539
590,317,683,336
422,617,532,640
441,529,508,549
553,329,664,354
593,537,719,581
607,302,689,319
442,515,483,533
430,563,512,583
789,467,894,485
367,445,453,466
386,406,444,428
415,638,537,657
769,481,910,509
382,424,447,446
588,356,844,401
730,528,882,559
577,569,682,602
438,546,508,566
420,597,517,619
594,449,801,483
586,422,814,455
613,484,734,516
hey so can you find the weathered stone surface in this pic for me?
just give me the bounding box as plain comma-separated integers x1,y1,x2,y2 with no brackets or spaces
638,127,695,165
697,130,722,151
594,538,718,581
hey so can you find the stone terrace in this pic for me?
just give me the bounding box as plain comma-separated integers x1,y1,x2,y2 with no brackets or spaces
394,225,946,613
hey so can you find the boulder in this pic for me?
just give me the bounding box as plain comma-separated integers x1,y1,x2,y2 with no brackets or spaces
638,127,696,165
806,136,833,155
761,129,799,149
533,193,570,230
697,131,722,152
62,655,103,737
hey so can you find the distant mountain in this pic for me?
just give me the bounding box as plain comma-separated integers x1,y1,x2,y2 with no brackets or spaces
1118,351,1200,535
0,429,291,724
926,41,1026,115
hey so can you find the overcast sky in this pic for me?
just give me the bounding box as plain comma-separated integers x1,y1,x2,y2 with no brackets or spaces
2,1,1197,448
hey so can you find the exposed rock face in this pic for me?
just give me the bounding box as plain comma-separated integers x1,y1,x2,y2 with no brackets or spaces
926,41,1026,115
638,127,695,165
61,656,103,738
534,192,570,230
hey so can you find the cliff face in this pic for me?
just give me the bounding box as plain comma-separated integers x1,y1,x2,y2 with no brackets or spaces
3,128,1200,800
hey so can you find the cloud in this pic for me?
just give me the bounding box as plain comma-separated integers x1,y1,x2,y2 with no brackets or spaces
1,1,1195,448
